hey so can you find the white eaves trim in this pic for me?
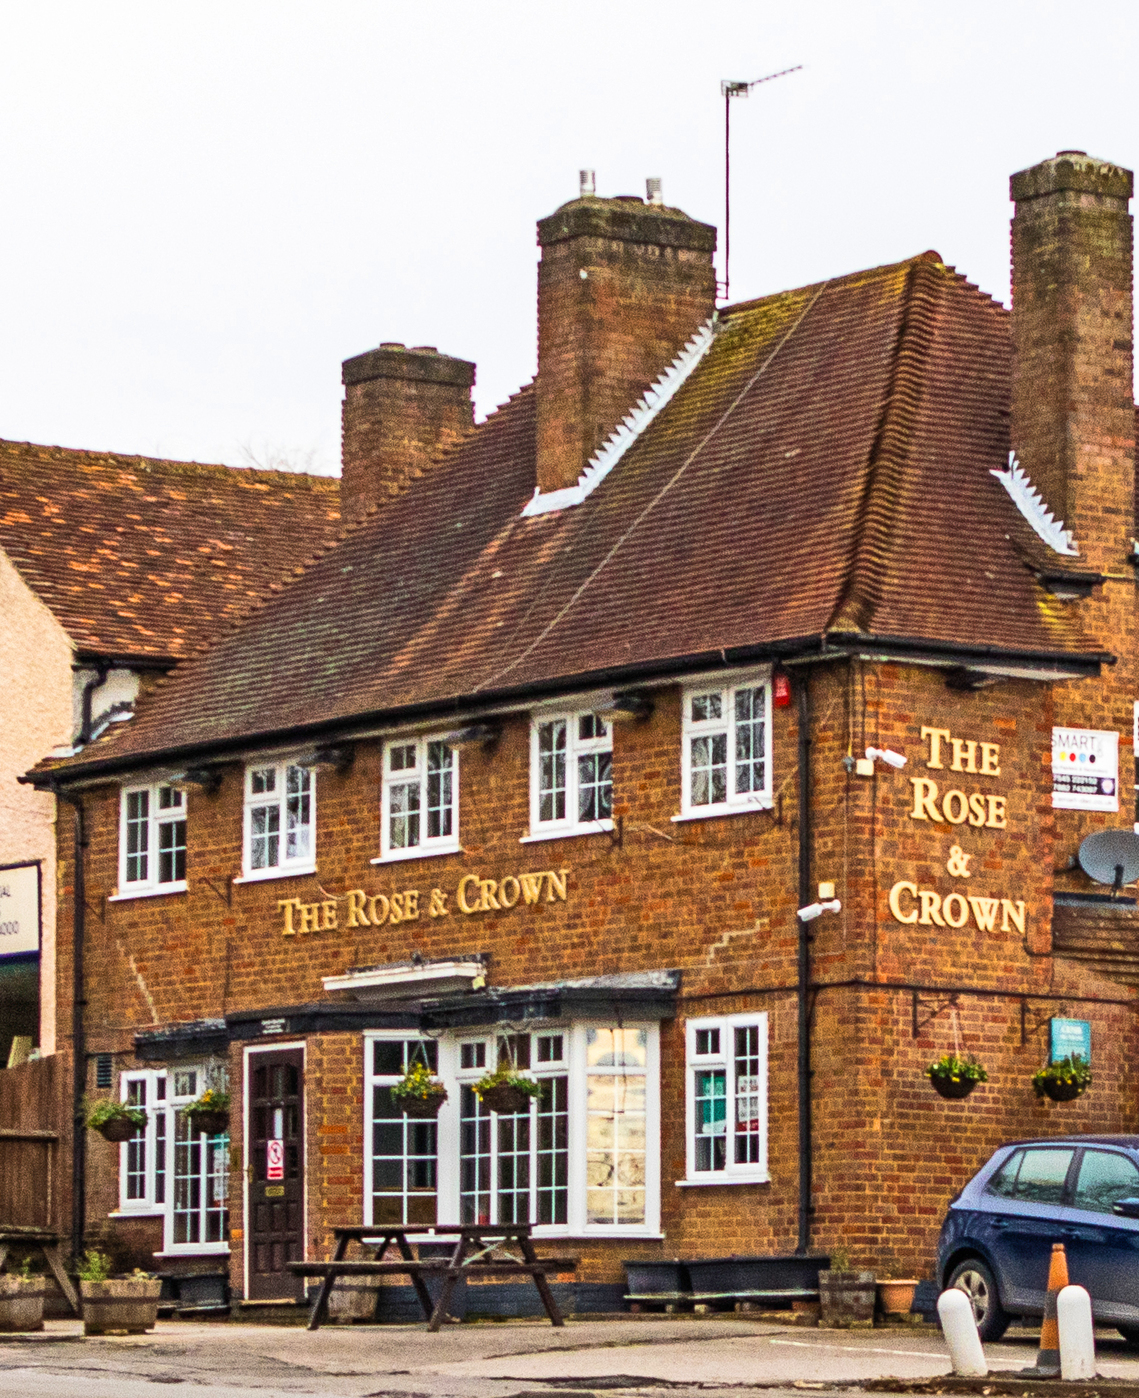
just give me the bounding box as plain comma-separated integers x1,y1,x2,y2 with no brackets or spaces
991,451,1078,557
521,319,718,517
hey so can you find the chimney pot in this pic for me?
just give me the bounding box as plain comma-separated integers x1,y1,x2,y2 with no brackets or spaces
579,169,596,198
646,178,663,206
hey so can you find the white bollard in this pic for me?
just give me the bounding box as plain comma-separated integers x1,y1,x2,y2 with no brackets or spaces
938,1288,988,1377
1058,1284,1096,1380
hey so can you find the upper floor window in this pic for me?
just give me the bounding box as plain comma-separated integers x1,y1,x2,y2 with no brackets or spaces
118,783,187,895
379,737,459,862
684,1013,768,1184
243,761,314,877
679,676,771,819
527,711,613,839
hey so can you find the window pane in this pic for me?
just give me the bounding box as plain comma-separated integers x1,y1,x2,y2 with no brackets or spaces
158,818,187,885
461,1042,486,1071
125,1079,147,1199
1073,1151,1139,1213
390,743,416,773
158,786,184,810
250,767,275,795
695,1069,726,1173
285,766,311,860
1009,1148,1074,1203
495,1104,531,1225
586,1028,647,1225
125,790,149,883
734,1024,763,1165
537,1076,568,1225
690,733,727,807
538,721,567,823
460,1085,491,1225
691,692,722,722
734,687,766,795
426,742,454,840
389,781,421,849
695,1028,720,1055
578,750,613,823
250,804,280,869
371,1084,437,1226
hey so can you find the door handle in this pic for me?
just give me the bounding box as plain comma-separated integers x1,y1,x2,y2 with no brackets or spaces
990,1219,1010,1231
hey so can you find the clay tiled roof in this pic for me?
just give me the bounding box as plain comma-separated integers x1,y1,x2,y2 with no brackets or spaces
42,254,1104,778
0,439,340,661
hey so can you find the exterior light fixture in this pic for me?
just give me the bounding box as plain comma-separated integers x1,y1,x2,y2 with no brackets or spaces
169,766,222,794
598,690,653,723
865,747,906,770
297,744,355,773
443,723,501,751
797,898,841,923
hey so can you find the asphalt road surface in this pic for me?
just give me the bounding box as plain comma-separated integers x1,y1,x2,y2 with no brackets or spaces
0,1316,1137,1397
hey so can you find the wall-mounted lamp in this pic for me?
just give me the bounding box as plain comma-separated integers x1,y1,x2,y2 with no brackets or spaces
598,690,654,723
169,766,223,795
297,743,355,773
443,723,501,751
798,898,841,923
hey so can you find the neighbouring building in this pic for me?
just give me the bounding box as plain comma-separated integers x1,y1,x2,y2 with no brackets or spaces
1,441,341,1063
26,152,1139,1309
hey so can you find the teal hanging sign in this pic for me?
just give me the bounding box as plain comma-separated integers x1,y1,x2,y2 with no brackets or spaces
1050,1018,1091,1065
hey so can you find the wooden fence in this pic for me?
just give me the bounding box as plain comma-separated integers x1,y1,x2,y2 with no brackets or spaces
0,1055,68,1232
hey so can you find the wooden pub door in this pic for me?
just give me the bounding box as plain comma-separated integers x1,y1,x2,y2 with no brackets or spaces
247,1048,305,1300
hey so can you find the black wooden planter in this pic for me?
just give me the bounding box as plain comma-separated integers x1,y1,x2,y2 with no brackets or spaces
1041,1078,1086,1102
479,1084,533,1115
684,1254,829,1294
187,1109,230,1136
622,1260,690,1295
94,1117,140,1143
400,1091,447,1119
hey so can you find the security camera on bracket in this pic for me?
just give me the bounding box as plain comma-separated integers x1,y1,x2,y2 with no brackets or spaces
846,746,907,777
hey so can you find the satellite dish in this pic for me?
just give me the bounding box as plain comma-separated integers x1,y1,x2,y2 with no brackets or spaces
1078,829,1139,892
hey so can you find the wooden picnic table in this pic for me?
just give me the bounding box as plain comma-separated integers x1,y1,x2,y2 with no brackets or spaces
290,1223,577,1332
0,1226,79,1314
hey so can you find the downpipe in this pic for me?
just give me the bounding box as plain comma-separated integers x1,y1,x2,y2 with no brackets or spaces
796,674,812,1255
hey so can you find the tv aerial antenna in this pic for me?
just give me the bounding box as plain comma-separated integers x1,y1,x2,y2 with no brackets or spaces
720,65,802,303
1077,828,1139,897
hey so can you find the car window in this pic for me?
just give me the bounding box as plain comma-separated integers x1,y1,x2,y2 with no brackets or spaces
1072,1150,1139,1214
986,1147,1073,1203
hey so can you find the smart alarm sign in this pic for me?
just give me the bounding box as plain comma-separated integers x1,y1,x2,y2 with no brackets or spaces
0,864,40,958
1052,728,1119,812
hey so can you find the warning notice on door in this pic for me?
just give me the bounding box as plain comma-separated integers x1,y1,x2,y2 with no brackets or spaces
267,1139,284,1181
1052,728,1119,812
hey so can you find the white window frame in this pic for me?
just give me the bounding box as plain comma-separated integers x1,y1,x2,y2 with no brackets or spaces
375,735,460,864
680,1012,768,1186
113,782,188,899
676,671,773,821
237,759,316,883
115,1066,230,1254
363,1022,660,1238
524,710,614,842
364,1034,444,1227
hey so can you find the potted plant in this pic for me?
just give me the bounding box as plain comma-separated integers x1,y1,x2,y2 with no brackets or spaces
0,1258,43,1333
1033,1054,1091,1102
925,1053,988,1100
78,1253,162,1336
390,1061,448,1119
182,1087,230,1135
86,1099,146,1143
818,1248,876,1328
876,1272,920,1320
474,1061,543,1115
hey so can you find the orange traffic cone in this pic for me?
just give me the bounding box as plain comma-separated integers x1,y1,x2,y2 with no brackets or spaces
1020,1242,1068,1378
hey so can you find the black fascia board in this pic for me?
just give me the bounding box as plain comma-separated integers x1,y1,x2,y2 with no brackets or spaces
28,631,1106,792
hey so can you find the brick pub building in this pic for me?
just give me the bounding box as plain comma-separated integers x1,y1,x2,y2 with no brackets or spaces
27,151,1139,1309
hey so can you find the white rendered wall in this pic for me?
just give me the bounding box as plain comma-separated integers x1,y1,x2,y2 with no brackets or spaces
0,549,74,1054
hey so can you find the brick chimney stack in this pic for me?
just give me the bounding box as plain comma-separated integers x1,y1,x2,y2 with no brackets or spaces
1010,151,1135,576
535,185,716,496
340,343,475,521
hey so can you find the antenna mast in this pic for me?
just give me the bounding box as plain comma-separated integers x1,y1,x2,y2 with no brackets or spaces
720,65,802,303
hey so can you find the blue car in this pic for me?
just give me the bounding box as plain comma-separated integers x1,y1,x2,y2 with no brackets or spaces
937,1136,1139,1343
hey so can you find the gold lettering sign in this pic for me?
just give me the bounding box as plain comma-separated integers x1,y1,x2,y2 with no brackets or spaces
887,879,1026,934
279,868,569,937
911,727,1006,828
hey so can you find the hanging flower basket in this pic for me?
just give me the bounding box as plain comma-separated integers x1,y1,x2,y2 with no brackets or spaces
925,1054,987,1101
390,1061,448,1118
1033,1055,1091,1103
474,1064,543,1116
85,1100,145,1143
182,1089,230,1135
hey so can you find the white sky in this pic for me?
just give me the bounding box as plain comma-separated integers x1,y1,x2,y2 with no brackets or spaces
0,1,1136,475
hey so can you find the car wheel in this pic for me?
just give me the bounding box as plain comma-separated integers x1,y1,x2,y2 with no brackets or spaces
1118,1326,1139,1349
948,1258,1011,1343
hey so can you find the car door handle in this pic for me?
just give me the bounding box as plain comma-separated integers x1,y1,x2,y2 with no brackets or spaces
990,1219,1010,1231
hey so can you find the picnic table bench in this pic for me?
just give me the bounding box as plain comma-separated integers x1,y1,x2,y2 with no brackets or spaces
290,1224,577,1331
0,1226,79,1314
